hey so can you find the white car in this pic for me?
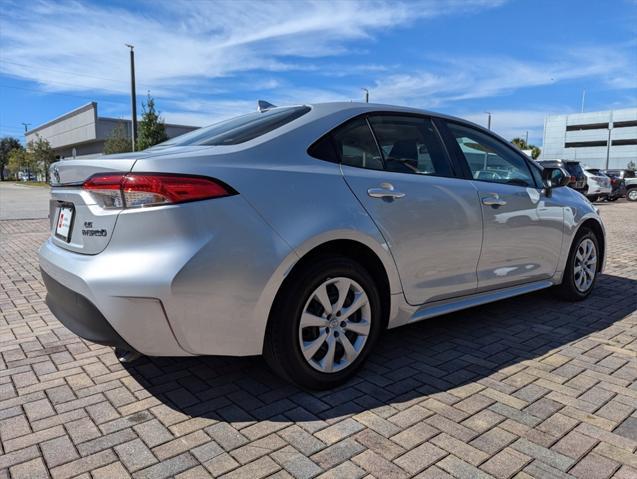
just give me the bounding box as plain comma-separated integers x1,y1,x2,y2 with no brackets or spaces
583,168,611,202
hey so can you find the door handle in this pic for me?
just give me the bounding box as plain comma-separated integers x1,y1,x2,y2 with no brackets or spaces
481,195,507,207
367,183,406,199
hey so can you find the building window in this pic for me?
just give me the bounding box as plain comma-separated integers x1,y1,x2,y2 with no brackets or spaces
611,139,637,146
564,141,608,148
613,120,637,128
565,123,609,131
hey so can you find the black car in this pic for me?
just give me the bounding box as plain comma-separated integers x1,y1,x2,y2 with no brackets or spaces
603,169,636,201
538,159,587,194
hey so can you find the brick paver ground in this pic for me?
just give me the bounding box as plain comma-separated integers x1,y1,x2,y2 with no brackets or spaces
1,202,636,479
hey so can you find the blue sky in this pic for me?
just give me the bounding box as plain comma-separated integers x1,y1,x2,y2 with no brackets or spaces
1,0,636,145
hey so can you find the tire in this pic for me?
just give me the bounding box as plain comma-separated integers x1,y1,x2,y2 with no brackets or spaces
264,256,382,390
627,188,637,202
586,195,599,203
554,228,600,301
607,196,619,202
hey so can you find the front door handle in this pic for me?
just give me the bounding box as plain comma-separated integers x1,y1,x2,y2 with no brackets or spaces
481,195,507,207
367,182,406,200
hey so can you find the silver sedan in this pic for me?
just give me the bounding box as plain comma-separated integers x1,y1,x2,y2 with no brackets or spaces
39,102,605,389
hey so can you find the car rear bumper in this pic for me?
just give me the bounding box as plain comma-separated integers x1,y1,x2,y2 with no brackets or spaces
39,237,191,356
41,269,132,350
38,196,295,357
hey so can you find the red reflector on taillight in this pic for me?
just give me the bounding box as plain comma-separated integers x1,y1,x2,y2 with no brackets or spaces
83,173,235,208
122,174,231,203
83,174,125,190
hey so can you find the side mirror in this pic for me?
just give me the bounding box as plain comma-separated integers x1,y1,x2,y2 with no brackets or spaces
542,167,570,194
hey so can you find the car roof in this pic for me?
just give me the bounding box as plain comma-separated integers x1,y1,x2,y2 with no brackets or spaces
303,102,514,146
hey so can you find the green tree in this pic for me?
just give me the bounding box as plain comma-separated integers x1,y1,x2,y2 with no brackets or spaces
511,137,540,159
511,137,528,150
28,135,56,181
531,146,541,160
7,148,33,179
0,136,23,181
104,122,132,155
136,94,167,150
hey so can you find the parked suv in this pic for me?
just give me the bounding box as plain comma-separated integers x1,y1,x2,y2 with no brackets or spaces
537,159,587,194
582,168,612,202
39,103,606,389
603,169,637,201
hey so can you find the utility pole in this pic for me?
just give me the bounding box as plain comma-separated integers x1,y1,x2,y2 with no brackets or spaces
524,130,529,146
21,123,31,180
485,111,492,130
125,44,137,151
361,88,369,103
580,89,586,113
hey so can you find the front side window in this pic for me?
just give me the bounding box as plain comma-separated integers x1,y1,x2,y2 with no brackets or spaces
368,115,453,176
446,122,534,187
331,117,384,170
154,106,310,147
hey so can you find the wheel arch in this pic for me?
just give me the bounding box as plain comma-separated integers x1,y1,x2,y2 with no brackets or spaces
576,217,606,272
264,238,396,348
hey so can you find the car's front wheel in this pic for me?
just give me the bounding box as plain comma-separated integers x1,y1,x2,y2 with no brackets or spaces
555,228,599,301
264,256,382,389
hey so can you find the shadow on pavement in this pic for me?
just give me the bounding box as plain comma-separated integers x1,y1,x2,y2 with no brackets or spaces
123,272,636,422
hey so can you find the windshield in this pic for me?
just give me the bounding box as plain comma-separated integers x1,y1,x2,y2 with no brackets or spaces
155,106,310,148
586,169,603,175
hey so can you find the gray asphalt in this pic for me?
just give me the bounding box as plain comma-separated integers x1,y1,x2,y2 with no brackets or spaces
0,182,51,220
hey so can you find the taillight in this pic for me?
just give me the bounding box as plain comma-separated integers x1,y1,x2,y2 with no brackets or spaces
83,173,235,209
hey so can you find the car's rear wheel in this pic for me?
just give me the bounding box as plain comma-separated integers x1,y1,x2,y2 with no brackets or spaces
264,256,382,389
627,188,637,201
555,228,599,301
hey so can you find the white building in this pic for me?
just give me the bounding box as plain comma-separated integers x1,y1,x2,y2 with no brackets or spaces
542,108,637,169
25,102,198,159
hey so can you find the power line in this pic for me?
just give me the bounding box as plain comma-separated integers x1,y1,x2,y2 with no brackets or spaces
0,72,130,96
0,83,129,106
1,59,129,85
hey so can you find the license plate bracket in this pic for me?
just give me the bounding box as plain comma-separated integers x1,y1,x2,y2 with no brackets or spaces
55,204,75,242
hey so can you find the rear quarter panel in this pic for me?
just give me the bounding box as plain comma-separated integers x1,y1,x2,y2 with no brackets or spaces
131,132,401,355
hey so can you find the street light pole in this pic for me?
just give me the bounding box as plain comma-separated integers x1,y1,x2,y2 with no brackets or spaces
485,111,492,130
361,88,369,103
21,123,31,180
125,44,137,151
581,89,586,113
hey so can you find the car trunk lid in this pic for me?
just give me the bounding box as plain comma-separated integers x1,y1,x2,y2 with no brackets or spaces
49,157,137,255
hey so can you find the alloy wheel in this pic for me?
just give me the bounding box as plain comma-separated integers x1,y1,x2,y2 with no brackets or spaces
628,189,637,201
298,277,371,373
573,238,597,292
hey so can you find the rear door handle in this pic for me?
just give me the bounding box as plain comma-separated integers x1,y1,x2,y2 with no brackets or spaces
367,183,406,199
481,195,507,207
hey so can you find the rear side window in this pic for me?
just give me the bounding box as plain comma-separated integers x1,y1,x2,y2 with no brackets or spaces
564,163,584,177
368,115,453,177
331,117,384,170
156,106,310,147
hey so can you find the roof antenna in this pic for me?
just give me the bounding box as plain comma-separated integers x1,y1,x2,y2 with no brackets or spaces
257,100,277,112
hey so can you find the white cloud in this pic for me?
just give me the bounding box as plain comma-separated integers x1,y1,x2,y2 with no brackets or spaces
0,0,505,96
368,47,637,107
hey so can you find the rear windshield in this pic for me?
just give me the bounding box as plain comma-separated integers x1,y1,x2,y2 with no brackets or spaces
156,106,310,147
563,163,584,176
586,168,603,175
